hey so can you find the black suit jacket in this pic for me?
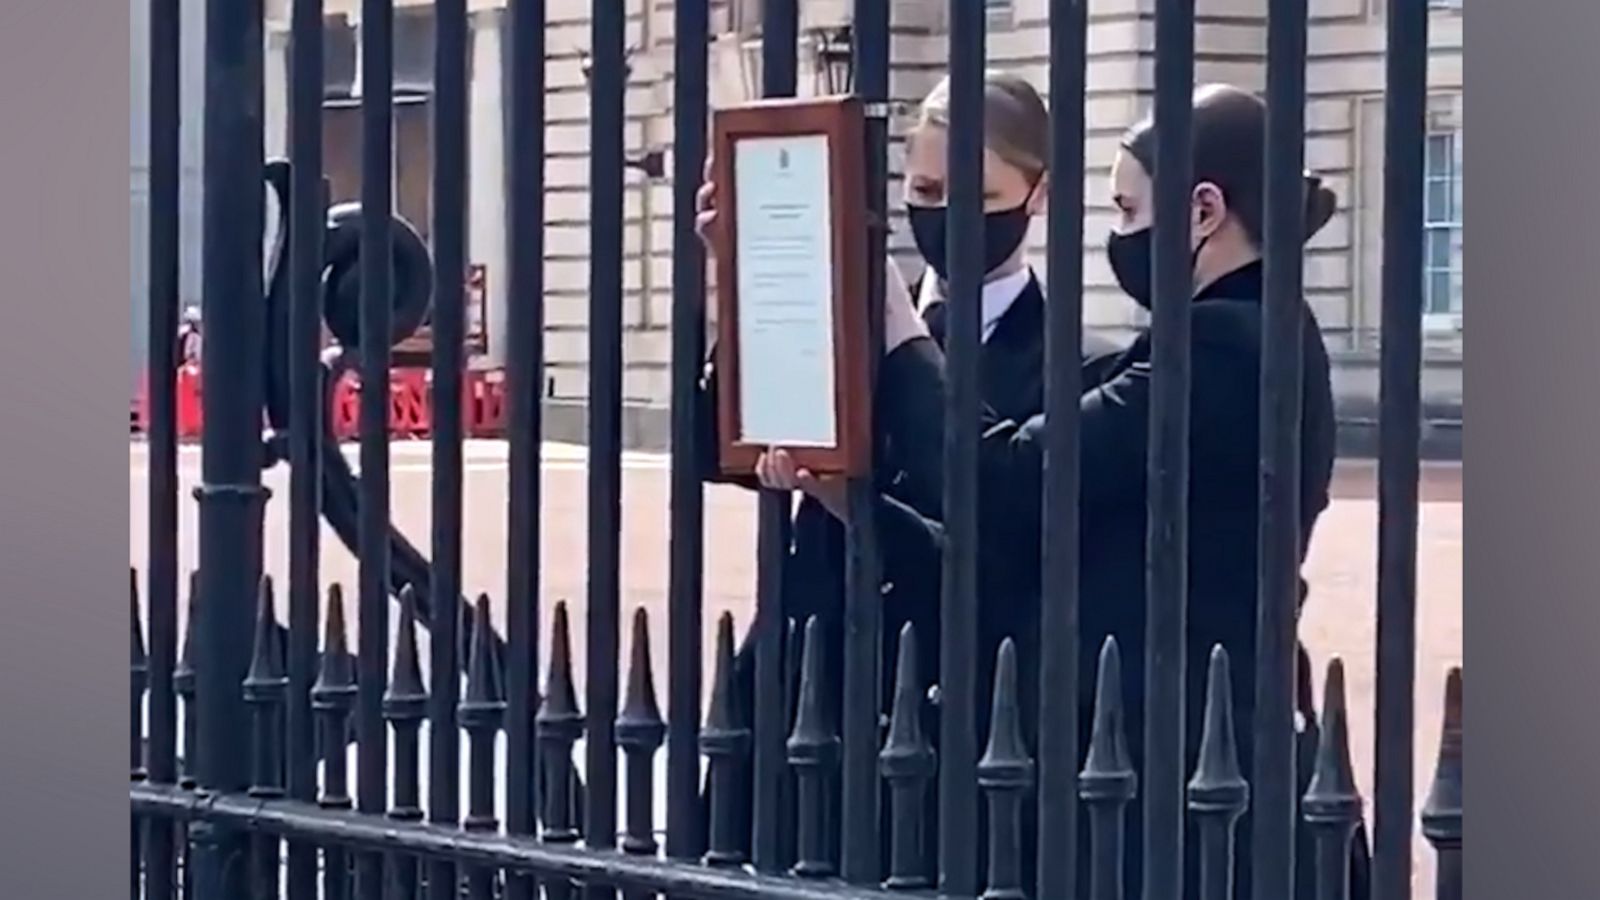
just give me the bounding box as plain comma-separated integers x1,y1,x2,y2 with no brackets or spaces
693,270,1120,859
874,261,1352,898
698,272,1122,706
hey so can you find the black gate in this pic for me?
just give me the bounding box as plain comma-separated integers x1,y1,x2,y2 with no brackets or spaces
130,0,1461,898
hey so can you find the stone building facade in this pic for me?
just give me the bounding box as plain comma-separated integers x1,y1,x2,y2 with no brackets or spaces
135,0,1463,452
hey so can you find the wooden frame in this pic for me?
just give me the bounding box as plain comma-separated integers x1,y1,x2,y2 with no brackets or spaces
711,96,870,478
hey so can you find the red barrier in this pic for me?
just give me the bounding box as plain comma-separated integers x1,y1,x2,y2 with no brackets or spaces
330,372,361,440
466,370,507,438
141,365,513,442
390,370,431,437
176,364,203,438
132,377,149,434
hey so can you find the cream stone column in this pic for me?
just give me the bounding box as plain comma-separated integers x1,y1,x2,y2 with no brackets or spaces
178,0,207,316
468,8,509,369
264,28,289,161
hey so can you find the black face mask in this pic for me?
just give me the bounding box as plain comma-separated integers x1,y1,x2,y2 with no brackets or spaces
907,201,1033,282
1105,226,1212,310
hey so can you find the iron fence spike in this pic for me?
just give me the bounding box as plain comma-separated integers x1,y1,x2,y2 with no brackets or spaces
616,607,665,747
536,600,581,729
787,615,839,757
246,576,286,688
1081,636,1135,796
1303,658,1361,821
176,570,199,682
462,594,506,716
1187,644,1248,812
131,569,148,670
384,584,428,718
702,612,748,742
978,638,1034,788
1421,668,1463,845
978,638,1034,899
881,623,934,773
313,584,356,698
880,623,934,889
703,612,752,868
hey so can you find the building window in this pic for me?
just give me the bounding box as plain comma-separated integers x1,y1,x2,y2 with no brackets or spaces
327,7,438,240
1422,129,1463,321
324,14,357,98
392,6,437,94
322,97,433,242
727,0,762,37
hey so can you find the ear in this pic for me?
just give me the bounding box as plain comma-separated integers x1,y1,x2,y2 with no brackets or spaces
1191,181,1228,239
1027,173,1050,215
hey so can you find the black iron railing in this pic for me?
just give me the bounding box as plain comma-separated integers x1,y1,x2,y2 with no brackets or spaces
131,0,1461,898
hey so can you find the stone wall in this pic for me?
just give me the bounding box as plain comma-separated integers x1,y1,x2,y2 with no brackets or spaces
254,0,1464,454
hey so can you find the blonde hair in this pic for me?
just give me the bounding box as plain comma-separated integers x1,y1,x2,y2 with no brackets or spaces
916,70,1050,179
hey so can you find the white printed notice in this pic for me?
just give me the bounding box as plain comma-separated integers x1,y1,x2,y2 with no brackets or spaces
732,134,838,447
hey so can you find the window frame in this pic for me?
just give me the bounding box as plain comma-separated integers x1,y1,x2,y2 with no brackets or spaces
1421,127,1463,332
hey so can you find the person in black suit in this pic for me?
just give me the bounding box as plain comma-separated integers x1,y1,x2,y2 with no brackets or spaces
693,72,1118,863
846,84,1369,897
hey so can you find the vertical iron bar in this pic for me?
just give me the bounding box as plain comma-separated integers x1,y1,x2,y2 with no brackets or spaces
539,603,585,900
1145,0,1196,895
840,0,889,885
1373,0,1429,896
503,2,546,899
286,0,325,897
1040,0,1087,896
940,0,985,894
315,587,358,900
753,493,792,862
1302,661,1362,900
431,4,470,900
779,618,803,872
586,0,626,884
462,596,507,900
617,609,667,900
1082,638,1137,900
177,573,200,792
1188,647,1249,900
880,625,935,890
133,578,150,899
789,617,842,879
145,0,182,892
428,0,470,827
145,0,182,795
753,0,800,874
978,640,1035,900
193,0,268,893
703,614,754,868
355,3,395,900
1253,0,1310,896
245,579,288,900
1420,670,1462,900
175,576,198,900
386,587,429,900
666,0,709,870
759,0,797,91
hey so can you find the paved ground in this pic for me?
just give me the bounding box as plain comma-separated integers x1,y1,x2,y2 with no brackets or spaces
130,440,1462,895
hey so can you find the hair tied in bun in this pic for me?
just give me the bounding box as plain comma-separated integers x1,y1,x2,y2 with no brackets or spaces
1303,173,1338,241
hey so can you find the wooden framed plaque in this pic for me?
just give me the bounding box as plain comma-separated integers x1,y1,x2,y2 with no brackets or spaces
711,96,871,478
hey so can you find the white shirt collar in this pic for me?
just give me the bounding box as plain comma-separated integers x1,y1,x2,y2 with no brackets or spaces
918,265,1034,343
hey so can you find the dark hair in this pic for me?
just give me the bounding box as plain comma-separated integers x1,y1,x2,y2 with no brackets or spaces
1120,84,1337,245
917,70,1051,180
